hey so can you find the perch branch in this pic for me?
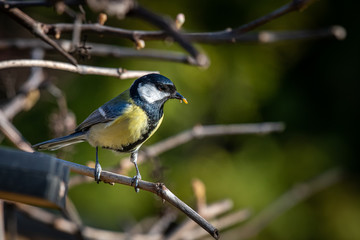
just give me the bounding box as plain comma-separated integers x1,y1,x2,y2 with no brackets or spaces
0,59,158,78
0,6,78,65
55,157,219,239
233,167,343,239
68,122,285,187
167,179,251,240
184,209,251,240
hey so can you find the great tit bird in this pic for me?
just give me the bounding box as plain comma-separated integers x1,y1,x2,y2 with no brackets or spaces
33,73,188,191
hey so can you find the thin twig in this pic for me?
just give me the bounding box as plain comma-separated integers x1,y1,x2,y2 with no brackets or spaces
0,6,78,65
232,168,343,239
185,0,318,43
187,26,347,43
128,5,209,67
0,0,83,8
0,24,346,51
46,23,346,44
0,110,33,152
15,203,162,240
246,26,347,43
0,59,158,78
0,38,200,65
1,48,45,120
120,122,285,173
55,157,220,239
71,14,83,51
0,0,345,50
42,0,334,44
148,210,178,235
62,197,86,240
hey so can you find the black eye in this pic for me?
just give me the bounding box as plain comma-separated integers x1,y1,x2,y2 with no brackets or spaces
157,84,168,92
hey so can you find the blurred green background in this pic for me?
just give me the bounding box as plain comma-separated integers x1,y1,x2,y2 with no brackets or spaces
1,0,359,239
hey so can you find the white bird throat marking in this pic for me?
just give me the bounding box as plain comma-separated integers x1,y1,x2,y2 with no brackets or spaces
138,83,170,103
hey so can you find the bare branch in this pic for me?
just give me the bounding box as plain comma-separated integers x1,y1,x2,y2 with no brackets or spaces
184,209,251,240
0,38,200,65
55,157,220,239
128,5,209,67
15,203,162,240
1,48,45,120
148,210,178,235
167,181,250,240
251,26,347,43
0,59,158,78
0,6,78,65
120,122,285,173
186,0,319,43
40,0,338,45
0,110,33,152
231,168,343,239
188,25,347,43
0,0,83,8
46,23,346,44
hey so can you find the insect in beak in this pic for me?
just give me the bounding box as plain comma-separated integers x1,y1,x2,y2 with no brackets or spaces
174,92,188,104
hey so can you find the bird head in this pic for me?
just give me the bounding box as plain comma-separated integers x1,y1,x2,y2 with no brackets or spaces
130,74,188,106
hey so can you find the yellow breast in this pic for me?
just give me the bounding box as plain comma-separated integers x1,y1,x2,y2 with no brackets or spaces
86,104,149,151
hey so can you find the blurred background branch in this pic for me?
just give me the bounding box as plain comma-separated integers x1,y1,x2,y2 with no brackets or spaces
226,168,343,239
0,59,158,78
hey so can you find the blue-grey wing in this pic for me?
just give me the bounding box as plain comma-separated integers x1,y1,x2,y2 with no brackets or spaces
75,90,131,132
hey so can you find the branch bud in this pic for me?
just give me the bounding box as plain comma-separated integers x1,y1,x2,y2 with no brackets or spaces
55,29,61,39
135,39,145,50
175,13,185,29
98,13,108,25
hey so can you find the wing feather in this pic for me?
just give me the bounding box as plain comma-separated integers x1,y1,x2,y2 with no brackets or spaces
75,90,131,131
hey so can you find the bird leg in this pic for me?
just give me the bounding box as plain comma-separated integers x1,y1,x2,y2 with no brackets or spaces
130,151,141,192
94,146,102,183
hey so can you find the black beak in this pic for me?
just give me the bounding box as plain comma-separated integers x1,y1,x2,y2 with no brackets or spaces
173,92,188,104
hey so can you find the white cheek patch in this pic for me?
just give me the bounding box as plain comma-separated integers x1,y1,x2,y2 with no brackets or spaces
138,83,170,103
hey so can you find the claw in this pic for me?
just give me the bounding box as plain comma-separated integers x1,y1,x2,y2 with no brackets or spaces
131,174,141,193
94,146,102,184
95,161,102,184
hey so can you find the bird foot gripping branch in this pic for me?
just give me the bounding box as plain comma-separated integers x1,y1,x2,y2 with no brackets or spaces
33,74,188,191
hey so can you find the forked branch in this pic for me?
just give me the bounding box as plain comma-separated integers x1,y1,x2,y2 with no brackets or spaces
57,158,220,239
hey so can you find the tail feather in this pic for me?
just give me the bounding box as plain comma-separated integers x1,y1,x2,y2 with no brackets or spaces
32,132,86,151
